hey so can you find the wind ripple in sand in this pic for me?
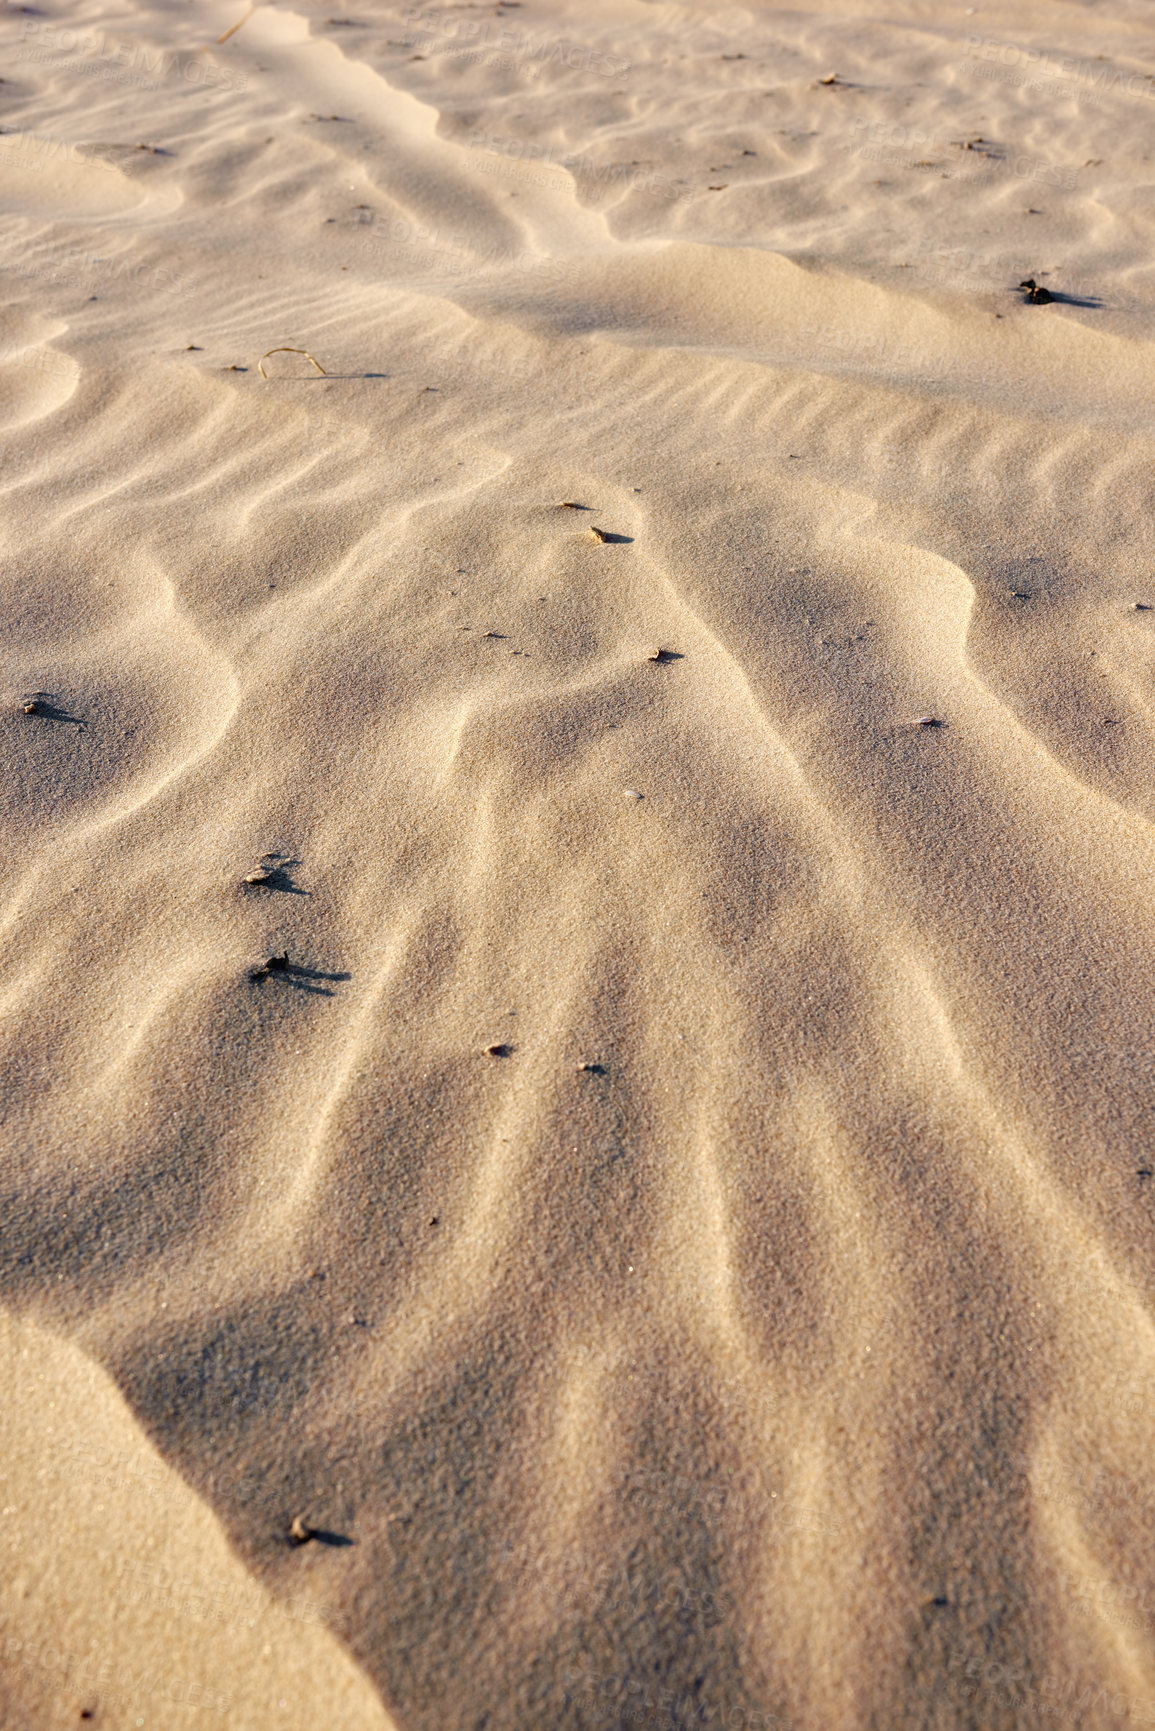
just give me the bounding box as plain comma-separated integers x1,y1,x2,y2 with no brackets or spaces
4,1,1155,1729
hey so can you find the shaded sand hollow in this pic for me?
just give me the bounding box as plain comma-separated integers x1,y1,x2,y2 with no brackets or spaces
4,0,1155,1727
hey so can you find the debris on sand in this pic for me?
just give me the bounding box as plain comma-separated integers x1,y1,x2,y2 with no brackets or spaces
588,526,611,543
250,952,290,982
485,1043,513,1058
1019,278,1054,304
288,1515,315,1546
17,692,85,728
258,346,327,379
216,3,256,46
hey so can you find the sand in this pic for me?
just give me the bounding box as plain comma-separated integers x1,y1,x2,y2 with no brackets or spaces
3,0,1155,1726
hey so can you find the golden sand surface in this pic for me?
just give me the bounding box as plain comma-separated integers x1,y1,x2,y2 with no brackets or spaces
3,1,1155,1726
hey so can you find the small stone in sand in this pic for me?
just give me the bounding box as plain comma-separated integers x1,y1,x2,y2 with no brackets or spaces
250,951,290,982
1133,602,1153,611
21,699,39,715
1019,278,1054,305
244,868,275,885
915,716,946,729
288,1515,315,1546
818,72,840,84
623,789,644,799
648,648,681,663
485,1043,513,1058
588,526,611,543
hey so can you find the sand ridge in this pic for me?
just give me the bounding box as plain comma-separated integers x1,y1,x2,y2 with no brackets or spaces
4,0,1155,1727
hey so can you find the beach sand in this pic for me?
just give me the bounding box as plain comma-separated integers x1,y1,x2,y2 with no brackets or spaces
3,0,1155,1726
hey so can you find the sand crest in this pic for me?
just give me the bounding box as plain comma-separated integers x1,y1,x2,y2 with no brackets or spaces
4,0,1155,1726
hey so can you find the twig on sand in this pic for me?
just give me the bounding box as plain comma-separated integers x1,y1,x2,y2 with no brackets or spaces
258,347,328,379
217,4,256,46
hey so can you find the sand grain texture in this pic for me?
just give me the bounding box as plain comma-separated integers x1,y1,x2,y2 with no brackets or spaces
3,0,1155,1727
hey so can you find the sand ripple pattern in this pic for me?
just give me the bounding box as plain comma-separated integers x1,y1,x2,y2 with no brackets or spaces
3,2,1155,1728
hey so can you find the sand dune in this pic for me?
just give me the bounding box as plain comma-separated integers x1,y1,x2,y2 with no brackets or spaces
4,0,1155,1726
0,1310,394,1730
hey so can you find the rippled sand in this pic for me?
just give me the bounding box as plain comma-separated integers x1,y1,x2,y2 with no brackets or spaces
3,1,1155,1727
